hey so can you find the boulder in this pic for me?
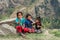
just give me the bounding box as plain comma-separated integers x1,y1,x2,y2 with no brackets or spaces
0,24,17,36
0,29,6,36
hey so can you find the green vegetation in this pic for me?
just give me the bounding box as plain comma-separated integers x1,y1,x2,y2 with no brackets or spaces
41,17,60,29
49,29,60,37
6,7,15,15
0,14,9,21
0,7,15,21
0,32,60,40
54,31,60,37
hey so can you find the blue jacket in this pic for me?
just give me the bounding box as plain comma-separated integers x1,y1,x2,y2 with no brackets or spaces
25,19,33,29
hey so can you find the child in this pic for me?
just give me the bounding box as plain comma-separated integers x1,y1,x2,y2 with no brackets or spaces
25,14,35,33
15,12,26,37
34,17,42,33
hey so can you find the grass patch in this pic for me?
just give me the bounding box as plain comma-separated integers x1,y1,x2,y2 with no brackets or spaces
49,29,60,37
0,32,60,40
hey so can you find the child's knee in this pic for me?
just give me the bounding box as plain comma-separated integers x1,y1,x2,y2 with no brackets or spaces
24,28,29,32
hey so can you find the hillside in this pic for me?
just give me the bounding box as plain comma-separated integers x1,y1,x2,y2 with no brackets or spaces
0,0,60,40
0,0,60,28
0,0,60,18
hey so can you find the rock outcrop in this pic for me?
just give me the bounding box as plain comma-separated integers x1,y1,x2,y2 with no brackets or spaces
0,24,16,36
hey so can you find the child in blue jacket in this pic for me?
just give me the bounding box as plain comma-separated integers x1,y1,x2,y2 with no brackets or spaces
25,14,35,33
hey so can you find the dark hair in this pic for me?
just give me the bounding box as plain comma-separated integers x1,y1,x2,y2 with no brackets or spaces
36,16,41,22
26,14,32,18
36,16,42,26
17,12,23,17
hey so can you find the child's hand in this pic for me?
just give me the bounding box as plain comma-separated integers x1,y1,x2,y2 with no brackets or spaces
22,24,25,29
23,24,25,27
32,22,36,25
17,22,20,24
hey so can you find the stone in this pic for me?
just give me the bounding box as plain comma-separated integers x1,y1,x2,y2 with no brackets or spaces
0,29,6,36
0,24,17,35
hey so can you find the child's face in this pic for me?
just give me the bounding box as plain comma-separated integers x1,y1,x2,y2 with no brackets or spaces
36,20,39,23
27,16,32,20
18,13,22,18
